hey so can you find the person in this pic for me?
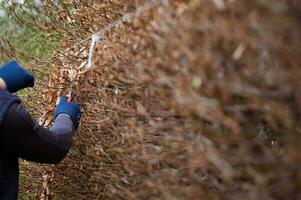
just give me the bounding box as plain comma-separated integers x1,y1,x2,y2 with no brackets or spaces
0,60,81,199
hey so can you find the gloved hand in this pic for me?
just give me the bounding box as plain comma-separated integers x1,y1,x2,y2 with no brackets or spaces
0,60,35,93
54,96,81,129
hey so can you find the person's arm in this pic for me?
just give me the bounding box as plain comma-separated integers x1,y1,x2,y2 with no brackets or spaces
0,61,80,163
0,103,76,164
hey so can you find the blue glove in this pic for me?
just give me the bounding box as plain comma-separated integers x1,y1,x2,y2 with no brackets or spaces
0,60,35,93
54,96,81,129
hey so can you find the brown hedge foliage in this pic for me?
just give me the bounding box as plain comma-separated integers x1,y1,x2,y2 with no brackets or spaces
20,0,301,199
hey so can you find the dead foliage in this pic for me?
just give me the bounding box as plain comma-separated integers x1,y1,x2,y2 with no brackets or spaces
18,0,301,199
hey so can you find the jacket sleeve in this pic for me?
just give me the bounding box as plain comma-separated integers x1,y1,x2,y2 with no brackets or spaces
0,102,75,164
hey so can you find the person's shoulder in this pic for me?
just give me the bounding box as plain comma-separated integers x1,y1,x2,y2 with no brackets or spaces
0,90,21,124
0,89,20,101
4,101,36,129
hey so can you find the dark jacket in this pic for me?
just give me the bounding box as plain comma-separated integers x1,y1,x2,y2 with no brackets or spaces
0,89,75,199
